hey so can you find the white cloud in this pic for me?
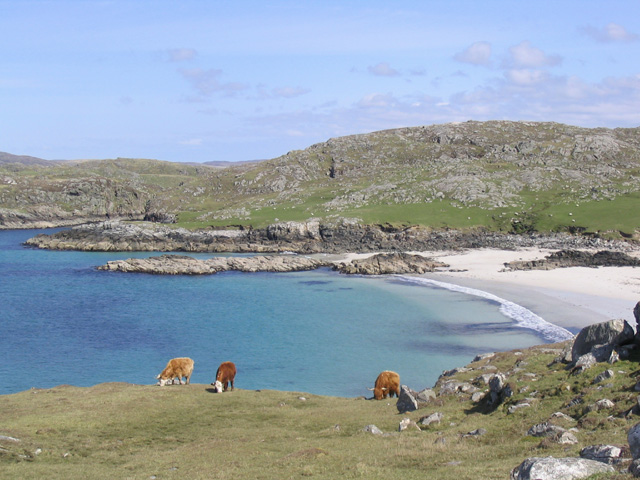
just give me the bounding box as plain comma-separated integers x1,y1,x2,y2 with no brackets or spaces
454,41,492,66
357,93,398,108
271,86,310,98
507,41,562,68
167,48,197,62
180,68,248,97
505,69,549,86
580,23,639,43
368,62,400,77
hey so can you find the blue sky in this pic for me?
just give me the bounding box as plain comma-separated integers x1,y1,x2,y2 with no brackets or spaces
2,1,639,163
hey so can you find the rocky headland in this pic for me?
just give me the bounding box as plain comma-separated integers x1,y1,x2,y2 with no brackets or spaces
24,220,636,255
505,249,640,271
97,252,448,276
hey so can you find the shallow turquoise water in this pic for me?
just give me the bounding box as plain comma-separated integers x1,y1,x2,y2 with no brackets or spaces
1,228,552,397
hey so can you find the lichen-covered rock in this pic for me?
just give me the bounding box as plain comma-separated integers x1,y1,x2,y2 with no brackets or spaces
571,319,635,362
418,412,443,426
510,456,614,480
396,385,418,413
628,422,640,459
579,444,623,465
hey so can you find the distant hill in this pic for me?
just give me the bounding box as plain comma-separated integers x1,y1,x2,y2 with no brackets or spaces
1,121,639,237
0,151,51,166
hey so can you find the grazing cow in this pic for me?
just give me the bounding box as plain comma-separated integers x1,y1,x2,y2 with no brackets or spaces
156,357,194,386
368,371,400,400
211,361,236,392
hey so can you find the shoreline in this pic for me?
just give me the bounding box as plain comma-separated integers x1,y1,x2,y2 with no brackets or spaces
323,247,640,334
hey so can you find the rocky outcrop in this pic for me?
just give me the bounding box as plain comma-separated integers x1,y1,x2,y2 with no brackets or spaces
571,319,635,363
96,251,446,276
505,249,640,270
97,254,331,275
24,220,635,254
334,253,447,274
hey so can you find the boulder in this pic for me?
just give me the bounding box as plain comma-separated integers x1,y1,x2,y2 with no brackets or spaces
571,319,634,362
593,369,614,384
416,388,436,404
398,418,420,432
396,385,418,413
510,456,614,479
527,422,566,438
418,412,443,426
628,422,640,459
363,424,383,435
579,444,623,465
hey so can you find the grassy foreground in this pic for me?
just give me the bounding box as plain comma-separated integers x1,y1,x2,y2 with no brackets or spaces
1,344,639,479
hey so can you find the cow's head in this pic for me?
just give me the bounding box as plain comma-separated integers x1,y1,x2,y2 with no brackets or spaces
368,386,388,400
157,374,170,387
211,380,224,392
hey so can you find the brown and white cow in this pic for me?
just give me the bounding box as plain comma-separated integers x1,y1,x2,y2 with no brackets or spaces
211,361,236,392
368,370,400,400
156,357,194,386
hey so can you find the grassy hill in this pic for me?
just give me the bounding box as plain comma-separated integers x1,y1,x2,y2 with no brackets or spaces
1,342,638,479
1,121,639,237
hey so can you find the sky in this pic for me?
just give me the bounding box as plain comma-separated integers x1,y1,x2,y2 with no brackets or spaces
1,1,639,163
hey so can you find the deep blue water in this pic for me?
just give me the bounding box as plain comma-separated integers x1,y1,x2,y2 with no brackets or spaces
1,228,557,397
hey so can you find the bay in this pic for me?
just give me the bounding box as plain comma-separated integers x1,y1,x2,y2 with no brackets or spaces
1,228,552,397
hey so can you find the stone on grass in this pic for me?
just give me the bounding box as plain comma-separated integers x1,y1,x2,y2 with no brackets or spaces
571,319,634,362
579,444,623,465
418,412,443,426
396,385,418,413
363,424,383,435
510,456,614,480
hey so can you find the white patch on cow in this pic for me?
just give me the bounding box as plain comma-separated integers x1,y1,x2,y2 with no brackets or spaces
213,380,223,393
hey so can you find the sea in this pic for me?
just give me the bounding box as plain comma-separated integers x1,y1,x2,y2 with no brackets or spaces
0,228,572,397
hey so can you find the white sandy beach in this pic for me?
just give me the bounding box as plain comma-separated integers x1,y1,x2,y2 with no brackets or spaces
332,248,640,334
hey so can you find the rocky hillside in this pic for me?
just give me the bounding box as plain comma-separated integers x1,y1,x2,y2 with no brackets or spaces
2,121,639,236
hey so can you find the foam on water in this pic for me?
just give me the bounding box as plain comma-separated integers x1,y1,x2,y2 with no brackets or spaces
396,275,573,343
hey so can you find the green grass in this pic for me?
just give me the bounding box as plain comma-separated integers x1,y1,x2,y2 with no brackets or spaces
2,343,638,479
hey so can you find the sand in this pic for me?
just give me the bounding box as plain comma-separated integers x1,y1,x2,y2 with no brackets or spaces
330,248,640,334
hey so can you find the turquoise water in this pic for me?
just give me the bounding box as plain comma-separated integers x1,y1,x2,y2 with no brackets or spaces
0,229,561,397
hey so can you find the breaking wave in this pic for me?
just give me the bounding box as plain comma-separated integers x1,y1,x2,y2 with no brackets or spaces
395,276,574,343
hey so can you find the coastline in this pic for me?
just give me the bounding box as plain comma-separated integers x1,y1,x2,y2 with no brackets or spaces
325,248,640,335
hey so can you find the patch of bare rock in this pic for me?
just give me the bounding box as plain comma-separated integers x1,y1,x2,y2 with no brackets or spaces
96,252,446,275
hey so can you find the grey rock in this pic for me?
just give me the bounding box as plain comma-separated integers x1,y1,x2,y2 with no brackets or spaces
471,391,486,402
416,388,436,403
527,422,566,438
396,385,419,413
572,353,597,373
510,456,614,479
473,352,495,362
363,424,383,435
630,458,640,477
398,418,420,432
464,428,487,437
593,369,614,384
628,422,640,459
571,319,635,362
556,432,579,445
418,412,443,426
579,444,623,465
587,399,615,412
508,403,531,414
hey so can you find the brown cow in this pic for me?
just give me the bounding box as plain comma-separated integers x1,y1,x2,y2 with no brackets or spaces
156,357,194,386
368,371,400,400
211,361,236,392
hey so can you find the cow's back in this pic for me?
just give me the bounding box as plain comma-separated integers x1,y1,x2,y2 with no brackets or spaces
162,357,194,378
216,361,236,382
